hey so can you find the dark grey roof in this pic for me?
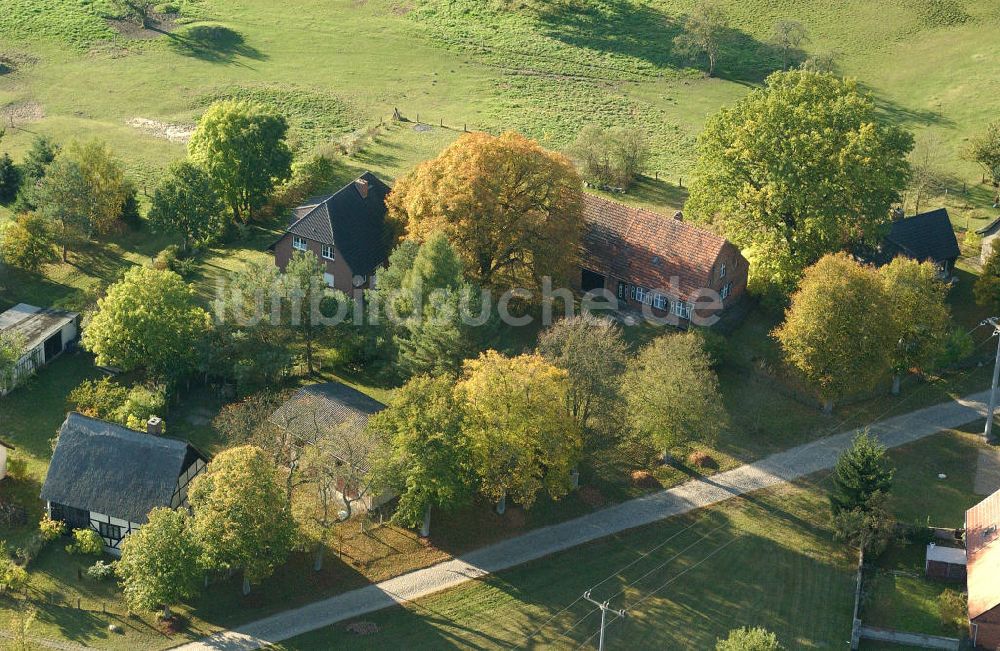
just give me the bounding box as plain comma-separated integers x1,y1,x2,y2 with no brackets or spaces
883,208,960,264
285,172,395,275
41,413,207,524
0,304,77,353
269,382,385,472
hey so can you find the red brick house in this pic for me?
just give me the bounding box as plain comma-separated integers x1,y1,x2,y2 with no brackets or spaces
578,194,747,324
967,490,1000,648
271,172,396,294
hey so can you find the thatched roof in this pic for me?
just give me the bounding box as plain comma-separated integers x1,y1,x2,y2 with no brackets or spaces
41,413,207,524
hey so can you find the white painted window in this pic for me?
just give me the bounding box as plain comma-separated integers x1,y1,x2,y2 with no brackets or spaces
292,236,307,251
719,262,727,278
720,282,732,300
323,273,335,288
322,244,335,260
634,286,646,303
653,294,668,310
672,301,692,319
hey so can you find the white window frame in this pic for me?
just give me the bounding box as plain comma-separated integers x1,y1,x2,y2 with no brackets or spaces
323,272,335,288
321,244,335,260
292,236,307,252
719,262,727,278
634,286,646,303
720,282,732,300
672,301,692,319
653,294,668,310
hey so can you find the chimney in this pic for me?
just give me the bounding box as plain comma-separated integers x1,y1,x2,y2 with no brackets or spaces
146,416,163,436
355,178,369,199
673,211,683,221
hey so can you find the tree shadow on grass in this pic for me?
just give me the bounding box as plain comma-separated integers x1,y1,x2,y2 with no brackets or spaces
165,25,267,66
530,0,795,84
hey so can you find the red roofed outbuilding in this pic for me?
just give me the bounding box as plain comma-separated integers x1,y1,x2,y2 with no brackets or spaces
578,194,748,324
967,490,1000,648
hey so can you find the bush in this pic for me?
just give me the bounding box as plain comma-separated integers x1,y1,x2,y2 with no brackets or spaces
938,589,967,635
66,528,104,556
86,560,116,581
716,626,784,650
115,384,167,431
152,244,181,272
68,377,129,420
39,512,65,542
963,229,982,257
687,450,715,468
14,533,44,567
0,545,28,593
0,212,57,272
5,454,28,481
0,153,20,203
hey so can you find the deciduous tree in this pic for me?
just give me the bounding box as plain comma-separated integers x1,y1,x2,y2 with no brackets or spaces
189,445,296,595
388,131,584,293
773,254,895,411
976,246,1000,310
716,626,784,651
117,508,202,619
457,351,582,512
623,332,725,458
283,250,337,375
538,314,628,430
673,1,730,77
148,161,224,250
879,257,950,394
188,101,293,223
770,20,808,70
686,71,913,295
369,375,473,536
0,212,56,272
967,120,1000,187
0,331,24,393
82,266,210,380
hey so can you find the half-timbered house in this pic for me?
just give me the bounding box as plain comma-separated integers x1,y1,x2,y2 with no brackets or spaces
40,413,209,555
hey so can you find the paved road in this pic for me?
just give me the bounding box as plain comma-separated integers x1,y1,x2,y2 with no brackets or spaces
174,390,992,650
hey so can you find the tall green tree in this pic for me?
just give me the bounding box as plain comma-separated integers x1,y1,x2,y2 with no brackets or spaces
770,20,808,70
188,100,293,223
458,351,582,512
716,626,784,651
538,314,628,430
68,139,132,235
623,332,725,458
189,445,296,595
773,253,895,412
686,70,913,295
283,250,333,375
879,258,950,394
672,1,730,77
82,266,210,380
12,135,58,213
33,156,89,261
976,246,1000,310
369,375,473,536
830,430,894,515
0,153,20,203
0,212,56,272
148,161,224,250
116,508,202,619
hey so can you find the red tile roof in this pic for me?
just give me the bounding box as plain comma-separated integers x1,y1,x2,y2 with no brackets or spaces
580,194,731,302
967,490,1000,619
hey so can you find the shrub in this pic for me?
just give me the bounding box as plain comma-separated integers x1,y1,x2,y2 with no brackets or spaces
0,545,28,593
86,560,116,581
963,229,982,257
68,377,129,420
0,212,57,272
14,533,44,567
114,384,167,431
39,513,65,542
937,589,967,635
152,244,181,272
0,153,21,203
5,454,28,481
687,450,715,468
67,528,104,556
716,626,784,650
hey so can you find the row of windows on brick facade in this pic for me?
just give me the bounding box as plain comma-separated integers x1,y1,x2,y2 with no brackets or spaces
292,236,335,261
617,282,734,317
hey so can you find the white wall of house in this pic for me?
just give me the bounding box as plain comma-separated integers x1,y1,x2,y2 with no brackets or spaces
45,501,142,556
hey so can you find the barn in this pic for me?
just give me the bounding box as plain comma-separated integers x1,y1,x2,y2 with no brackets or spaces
40,413,209,555
0,303,79,395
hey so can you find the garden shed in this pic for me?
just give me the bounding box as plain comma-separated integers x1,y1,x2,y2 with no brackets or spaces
0,303,79,395
924,542,966,581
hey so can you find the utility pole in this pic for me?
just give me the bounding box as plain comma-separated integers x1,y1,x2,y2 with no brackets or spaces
582,590,626,651
984,317,1000,443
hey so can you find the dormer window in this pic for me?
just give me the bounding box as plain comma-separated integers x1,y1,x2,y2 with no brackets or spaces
292,236,307,252
322,244,335,260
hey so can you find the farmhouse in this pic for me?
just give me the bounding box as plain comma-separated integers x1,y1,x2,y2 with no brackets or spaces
270,382,394,511
578,194,747,323
875,208,960,276
40,413,209,555
0,303,79,395
271,172,396,293
966,489,1000,647
976,216,1000,265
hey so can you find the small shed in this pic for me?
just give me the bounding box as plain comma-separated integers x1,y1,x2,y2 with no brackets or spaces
976,216,1000,266
0,303,79,395
876,208,961,277
925,543,966,581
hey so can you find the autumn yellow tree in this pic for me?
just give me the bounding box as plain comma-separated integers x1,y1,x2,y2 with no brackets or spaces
387,131,585,294
457,351,582,513
774,253,895,412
